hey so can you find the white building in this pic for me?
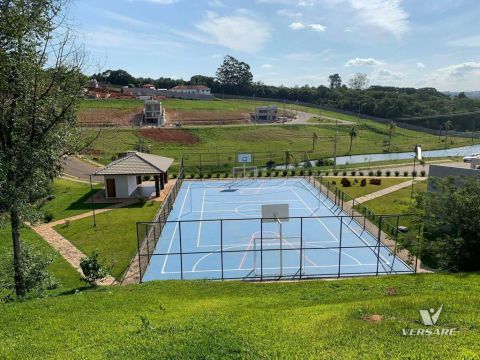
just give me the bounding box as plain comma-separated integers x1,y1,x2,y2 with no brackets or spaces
93,152,174,199
170,85,211,95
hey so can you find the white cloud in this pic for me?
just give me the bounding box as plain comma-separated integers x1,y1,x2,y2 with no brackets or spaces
344,26,352,32
289,22,306,30
324,0,408,38
128,0,178,4
429,62,480,91
416,62,426,69
208,0,226,7
177,13,270,53
309,23,327,32
101,10,149,27
298,0,314,6
261,63,273,68
211,54,223,59
277,9,303,18
345,57,383,67
446,35,480,48
285,49,332,61
371,68,404,81
81,27,182,52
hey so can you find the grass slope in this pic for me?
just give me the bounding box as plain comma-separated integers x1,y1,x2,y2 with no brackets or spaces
84,123,472,167
0,226,83,293
55,201,161,280
39,179,111,222
0,274,479,359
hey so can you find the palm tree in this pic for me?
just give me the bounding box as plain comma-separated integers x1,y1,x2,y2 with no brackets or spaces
312,132,318,150
387,121,396,152
285,150,294,170
444,120,453,149
348,127,357,154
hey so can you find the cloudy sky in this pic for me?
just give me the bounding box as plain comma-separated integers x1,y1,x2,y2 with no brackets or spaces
73,0,480,91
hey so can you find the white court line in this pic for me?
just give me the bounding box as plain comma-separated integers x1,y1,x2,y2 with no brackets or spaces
162,263,383,275
203,199,302,204
161,183,191,274
290,188,340,242
196,189,206,247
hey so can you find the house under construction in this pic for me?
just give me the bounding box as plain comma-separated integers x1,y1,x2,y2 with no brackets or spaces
143,100,164,126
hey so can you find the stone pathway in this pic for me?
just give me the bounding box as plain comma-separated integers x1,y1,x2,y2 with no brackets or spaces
32,224,117,286
29,180,176,286
351,178,425,204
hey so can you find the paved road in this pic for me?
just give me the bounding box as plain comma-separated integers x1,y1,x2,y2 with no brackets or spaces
357,161,469,175
62,157,102,181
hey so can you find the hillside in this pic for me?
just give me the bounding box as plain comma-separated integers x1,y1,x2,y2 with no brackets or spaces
0,274,479,359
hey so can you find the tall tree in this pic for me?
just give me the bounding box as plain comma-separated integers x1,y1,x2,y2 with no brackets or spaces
0,0,85,297
348,73,369,90
387,121,397,152
328,74,342,89
216,55,253,88
348,127,358,154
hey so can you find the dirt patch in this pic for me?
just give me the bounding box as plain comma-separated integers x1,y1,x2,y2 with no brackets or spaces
165,110,250,125
78,107,143,127
139,128,199,145
363,314,383,323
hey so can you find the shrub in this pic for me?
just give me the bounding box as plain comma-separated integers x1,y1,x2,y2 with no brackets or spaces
274,171,279,177
143,175,151,181
370,178,382,185
291,170,296,176
172,173,178,179
266,160,276,169
43,211,53,223
411,170,418,177
0,244,58,299
333,171,338,176
299,170,304,176
368,171,374,176
394,171,400,177
189,174,195,179
351,171,356,176
111,154,118,161
340,178,351,187
282,170,288,177
79,250,109,287
360,179,367,187
385,170,391,177
324,171,329,176
199,173,204,179
342,171,348,176
266,172,272,177
308,170,313,176
354,178,359,183
420,170,426,177
403,171,409,177
376,170,382,176
331,181,336,185
359,171,364,176
206,173,212,179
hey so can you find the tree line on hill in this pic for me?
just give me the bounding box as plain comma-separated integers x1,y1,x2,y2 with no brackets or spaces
91,55,480,121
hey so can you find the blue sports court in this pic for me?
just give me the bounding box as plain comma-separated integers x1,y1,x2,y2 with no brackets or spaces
142,179,413,281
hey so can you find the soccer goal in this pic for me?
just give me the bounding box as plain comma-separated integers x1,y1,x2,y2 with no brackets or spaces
232,166,258,180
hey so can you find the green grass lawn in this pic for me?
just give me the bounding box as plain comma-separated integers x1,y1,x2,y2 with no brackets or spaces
0,225,84,294
362,181,427,215
323,176,410,199
0,274,479,358
55,201,161,280
83,123,472,169
39,178,112,222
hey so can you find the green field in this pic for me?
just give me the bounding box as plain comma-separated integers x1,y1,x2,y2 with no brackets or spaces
323,176,410,199
0,225,83,295
55,201,161,280
84,123,472,171
0,274,479,359
39,179,112,222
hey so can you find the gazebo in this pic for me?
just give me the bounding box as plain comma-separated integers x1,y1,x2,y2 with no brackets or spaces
92,151,174,199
